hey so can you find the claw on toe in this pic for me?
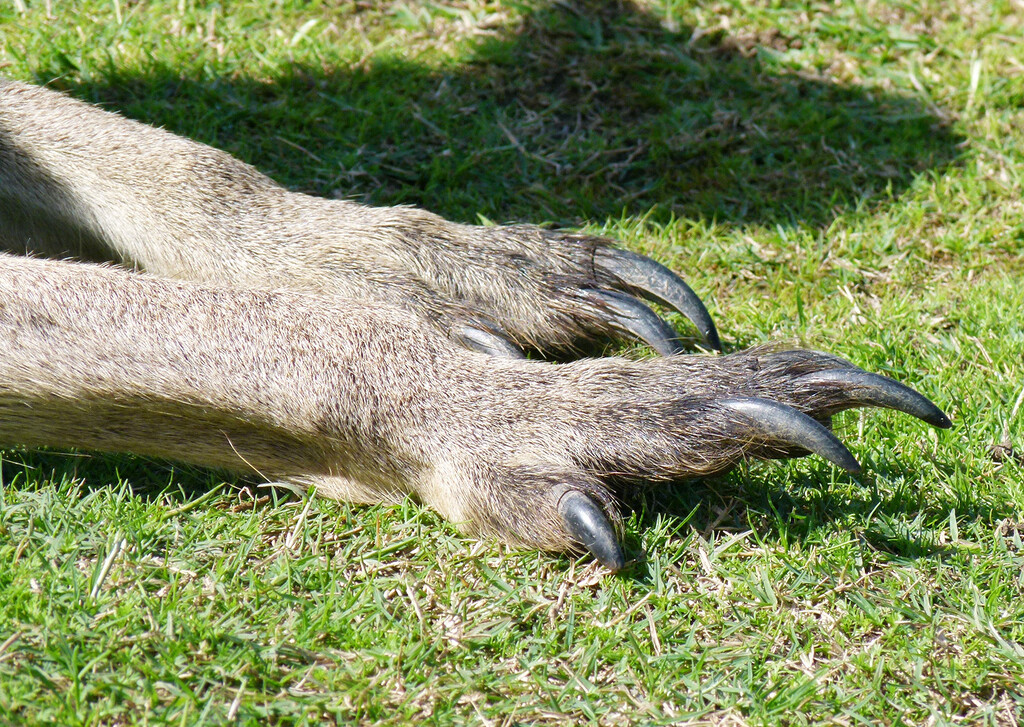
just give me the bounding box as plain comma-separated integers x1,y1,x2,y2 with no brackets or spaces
589,289,685,357
453,321,526,358
557,489,626,572
720,397,862,473
596,248,722,352
798,369,952,429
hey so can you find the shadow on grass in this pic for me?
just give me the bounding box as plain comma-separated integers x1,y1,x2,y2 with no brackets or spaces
0,449,237,503
35,0,961,228
619,452,1014,576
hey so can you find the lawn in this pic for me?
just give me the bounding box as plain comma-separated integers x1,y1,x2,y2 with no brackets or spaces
1,0,1022,724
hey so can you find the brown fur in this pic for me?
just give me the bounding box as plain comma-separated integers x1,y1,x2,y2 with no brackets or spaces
0,79,935,554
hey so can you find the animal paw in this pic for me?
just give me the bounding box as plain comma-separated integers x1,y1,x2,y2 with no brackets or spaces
429,348,949,571
422,223,721,357
298,204,721,357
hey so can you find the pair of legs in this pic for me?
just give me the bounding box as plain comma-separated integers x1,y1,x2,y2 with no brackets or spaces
0,79,948,569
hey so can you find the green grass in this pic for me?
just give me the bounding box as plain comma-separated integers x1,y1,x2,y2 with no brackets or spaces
1,0,1023,724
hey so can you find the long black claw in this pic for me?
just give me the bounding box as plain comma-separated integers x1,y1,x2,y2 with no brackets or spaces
558,490,626,572
454,324,527,359
589,289,685,356
799,369,952,429
720,397,862,473
597,248,722,351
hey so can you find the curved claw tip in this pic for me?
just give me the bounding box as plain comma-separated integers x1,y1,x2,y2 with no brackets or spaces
597,248,722,352
703,326,723,353
801,369,952,429
557,490,626,572
590,289,685,357
721,397,862,473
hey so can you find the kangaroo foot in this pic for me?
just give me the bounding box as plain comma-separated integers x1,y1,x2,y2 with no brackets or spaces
436,347,949,571
382,218,721,357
